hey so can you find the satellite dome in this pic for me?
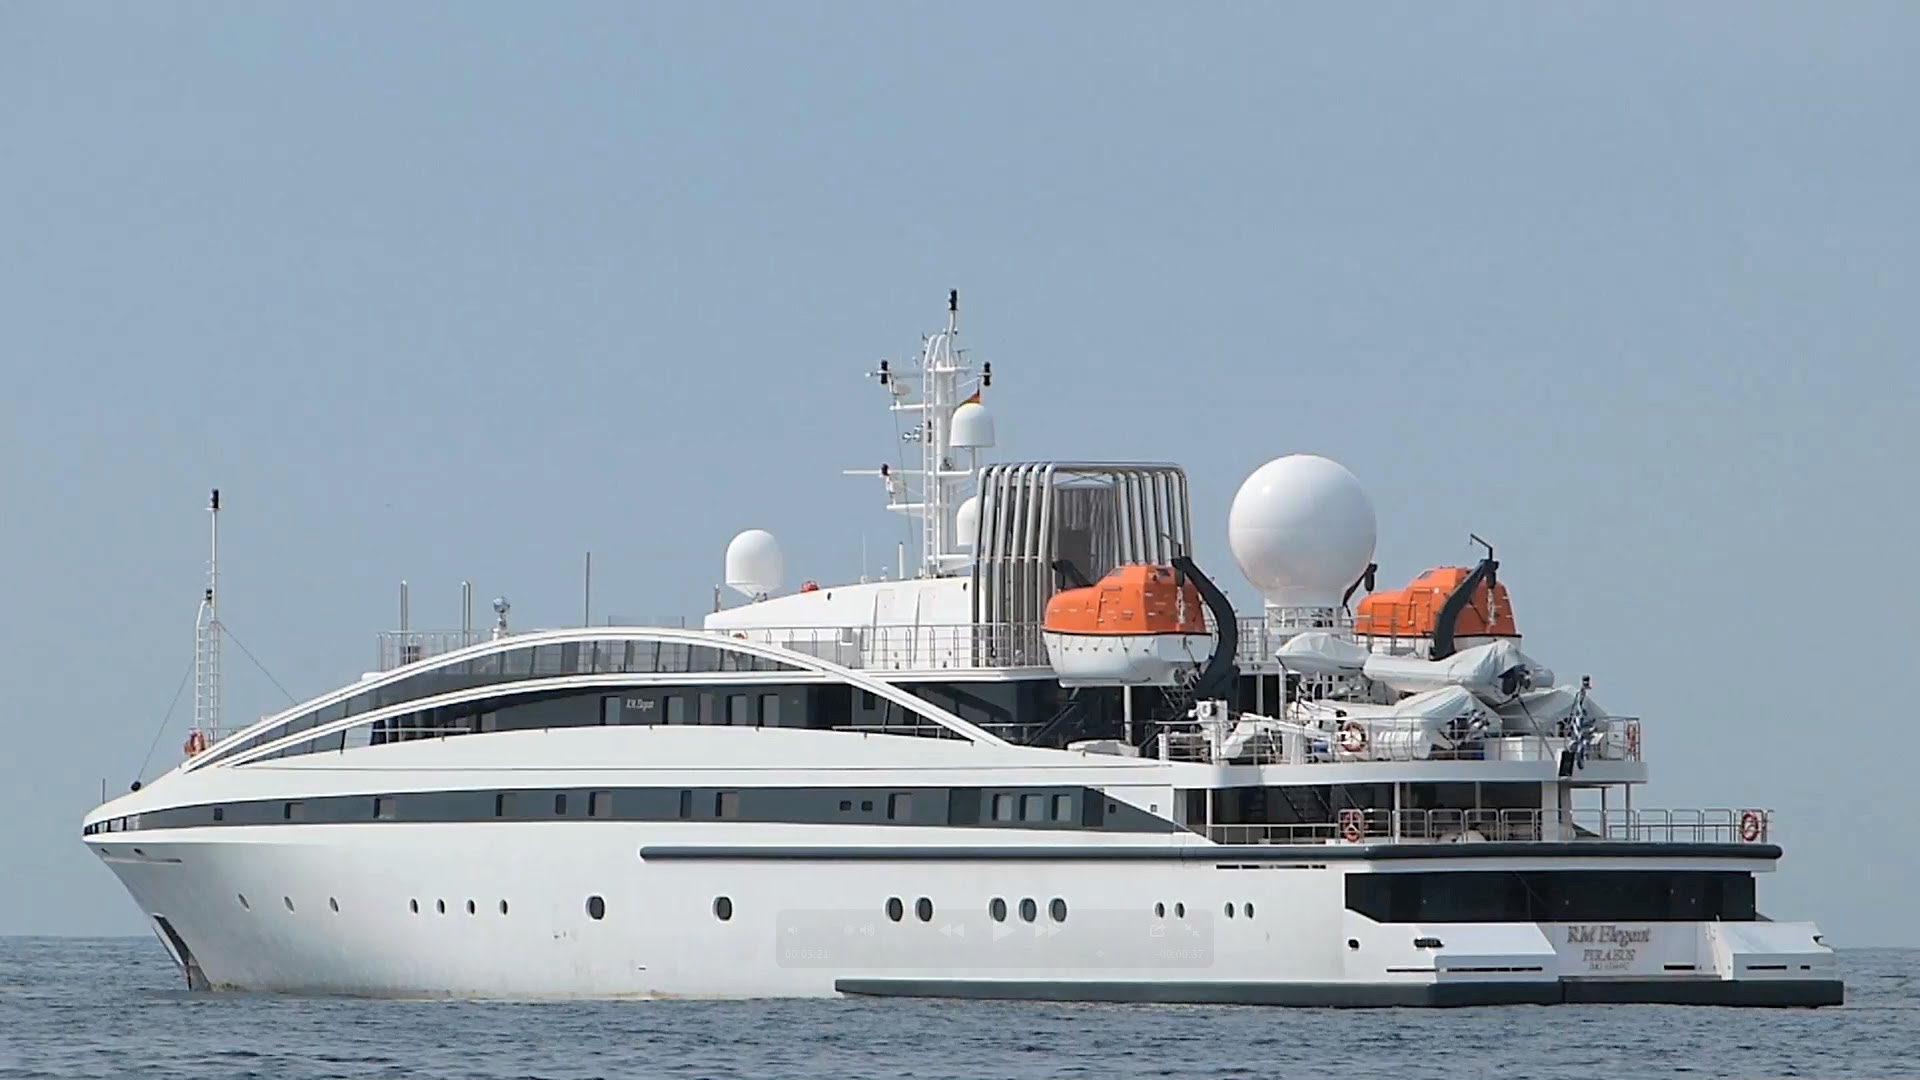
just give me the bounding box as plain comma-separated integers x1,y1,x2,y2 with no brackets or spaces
950,400,995,449
1228,455,1377,609
954,495,981,549
725,529,784,600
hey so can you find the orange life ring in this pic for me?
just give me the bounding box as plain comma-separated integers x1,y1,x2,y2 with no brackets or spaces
1337,720,1368,755
1738,810,1763,843
1339,809,1365,844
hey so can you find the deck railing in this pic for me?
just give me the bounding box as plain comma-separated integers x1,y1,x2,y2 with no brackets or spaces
1206,806,1771,847
1163,718,1643,767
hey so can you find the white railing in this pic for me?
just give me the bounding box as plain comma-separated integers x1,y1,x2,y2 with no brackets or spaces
712,622,1048,672
1207,806,1772,846
377,630,487,671
376,622,1051,674
1163,718,1644,767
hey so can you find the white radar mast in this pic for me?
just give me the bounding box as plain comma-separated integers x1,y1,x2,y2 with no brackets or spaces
845,289,994,578
192,488,223,745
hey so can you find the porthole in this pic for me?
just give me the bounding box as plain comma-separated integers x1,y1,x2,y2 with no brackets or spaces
1244,903,1255,919
499,900,510,915
886,897,904,922
587,895,606,920
1224,902,1235,918
436,899,446,915
1154,902,1165,918
1348,938,1360,951
329,897,340,913
237,894,250,911
1050,898,1067,923
132,848,145,857
714,896,733,921
408,899,419,914
990,898,1007,922
283,896,295,912
915,897,933,922
466,900,477,916
1174,902,1186,918
1019,898,1037,923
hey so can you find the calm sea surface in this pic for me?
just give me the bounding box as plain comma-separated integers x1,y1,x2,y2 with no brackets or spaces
0,938,1910,1079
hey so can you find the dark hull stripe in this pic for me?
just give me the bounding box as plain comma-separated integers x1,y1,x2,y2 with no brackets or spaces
640,842,1782,863
834,977,1844,1008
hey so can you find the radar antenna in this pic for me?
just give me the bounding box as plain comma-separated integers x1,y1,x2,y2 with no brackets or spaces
844,289,994,578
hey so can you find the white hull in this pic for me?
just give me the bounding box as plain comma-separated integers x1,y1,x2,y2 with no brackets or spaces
97,821,1837,1003
1042,631,1215,686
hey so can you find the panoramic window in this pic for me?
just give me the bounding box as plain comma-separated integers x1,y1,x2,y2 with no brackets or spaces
992,794,1013,822
888,793,913,821
1021,794,1044,822
1052,794,1073,822
374,796,397,821
589,791,613,818
716,791,740,819
1344,870,1759,923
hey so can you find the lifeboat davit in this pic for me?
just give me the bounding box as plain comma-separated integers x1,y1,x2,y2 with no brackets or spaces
1353,565,1519,653
1042,565,1215,685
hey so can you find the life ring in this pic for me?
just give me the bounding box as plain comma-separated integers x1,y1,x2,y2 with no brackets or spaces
1339,809,1365,844
1337,720,1368,756
182,730,207,757
1738,810,1764,843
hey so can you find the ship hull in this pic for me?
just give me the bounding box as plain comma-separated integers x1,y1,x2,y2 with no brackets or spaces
92,824,1840,1005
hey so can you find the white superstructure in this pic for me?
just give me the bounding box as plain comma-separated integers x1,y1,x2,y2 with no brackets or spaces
84,294,1839,1006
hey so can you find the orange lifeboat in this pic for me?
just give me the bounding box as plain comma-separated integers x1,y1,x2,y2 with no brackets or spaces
1042,565,1214,684
1353,566,1519,645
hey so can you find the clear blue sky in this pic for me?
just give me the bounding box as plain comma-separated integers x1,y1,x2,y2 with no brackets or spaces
3,4,1914,942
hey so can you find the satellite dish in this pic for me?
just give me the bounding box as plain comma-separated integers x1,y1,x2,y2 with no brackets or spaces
950,400,995,449
725,529,785,600
955,495,981,549
1228,455,1377,609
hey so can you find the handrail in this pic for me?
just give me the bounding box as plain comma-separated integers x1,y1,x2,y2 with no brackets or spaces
1207,806,1772,846
1163,718,1643,766
377,623,1052,674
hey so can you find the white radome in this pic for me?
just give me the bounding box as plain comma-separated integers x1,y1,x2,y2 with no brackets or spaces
950,400,995,449
955,495,981,549
724,529,785,599
1228,454,1377,609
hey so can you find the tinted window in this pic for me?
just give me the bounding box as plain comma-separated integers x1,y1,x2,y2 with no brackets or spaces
1344,871,1759,923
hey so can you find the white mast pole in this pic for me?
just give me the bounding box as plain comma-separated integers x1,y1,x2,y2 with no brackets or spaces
193,488,223,746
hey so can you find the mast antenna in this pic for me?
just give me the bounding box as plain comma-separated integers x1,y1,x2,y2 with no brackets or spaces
193,488,223,746
843,289,991,579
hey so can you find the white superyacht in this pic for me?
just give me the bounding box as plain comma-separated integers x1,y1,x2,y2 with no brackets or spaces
84,293,1840,1005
